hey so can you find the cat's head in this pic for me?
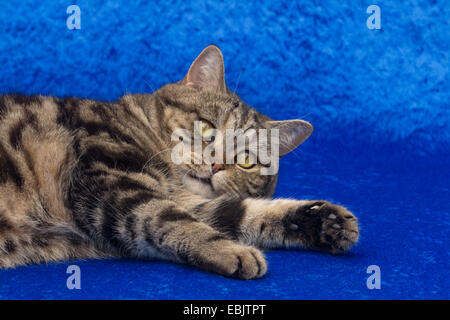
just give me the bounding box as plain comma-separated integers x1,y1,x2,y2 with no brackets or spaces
156,45,313,199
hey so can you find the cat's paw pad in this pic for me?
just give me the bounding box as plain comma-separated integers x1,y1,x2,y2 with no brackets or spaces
317,203,359,253
289,201,359,253
201,243,267,280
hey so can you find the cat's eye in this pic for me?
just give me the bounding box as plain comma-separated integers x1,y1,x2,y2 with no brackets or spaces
197,120,215,140
236,151,257,169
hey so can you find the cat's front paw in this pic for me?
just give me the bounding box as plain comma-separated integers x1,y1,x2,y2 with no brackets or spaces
199,242,267,280
285,201,359,253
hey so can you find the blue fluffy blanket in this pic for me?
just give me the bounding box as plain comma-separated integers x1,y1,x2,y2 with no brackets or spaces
0,0,448,299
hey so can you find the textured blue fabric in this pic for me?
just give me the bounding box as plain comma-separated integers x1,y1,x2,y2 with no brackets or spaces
0,0,448,299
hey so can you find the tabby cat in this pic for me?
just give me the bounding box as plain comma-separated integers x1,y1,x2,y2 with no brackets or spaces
0,46,358,279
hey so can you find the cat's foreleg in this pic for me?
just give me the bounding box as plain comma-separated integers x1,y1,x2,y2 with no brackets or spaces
72,178,267,279
133,201,267,279
239,199,359,252
72,166,269,279
196,197,359,253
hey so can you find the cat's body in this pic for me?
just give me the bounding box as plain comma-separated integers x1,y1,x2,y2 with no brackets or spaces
0,46,358,278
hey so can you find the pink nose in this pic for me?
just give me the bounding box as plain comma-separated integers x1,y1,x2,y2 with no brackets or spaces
212,162,224,174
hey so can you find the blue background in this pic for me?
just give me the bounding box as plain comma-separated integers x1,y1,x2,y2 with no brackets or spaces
0,0,448,299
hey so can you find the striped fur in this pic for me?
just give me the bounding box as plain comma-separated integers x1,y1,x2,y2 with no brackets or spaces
0,46,358,278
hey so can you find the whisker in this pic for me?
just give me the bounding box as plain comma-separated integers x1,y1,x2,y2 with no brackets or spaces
140,148,173,173
233,70,243,94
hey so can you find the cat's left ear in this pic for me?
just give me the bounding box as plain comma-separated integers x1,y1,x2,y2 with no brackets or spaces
266,120,313,156
180,45,227,93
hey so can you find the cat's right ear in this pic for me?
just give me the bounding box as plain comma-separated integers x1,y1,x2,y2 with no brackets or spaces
266,119,314,156
180,45,227,93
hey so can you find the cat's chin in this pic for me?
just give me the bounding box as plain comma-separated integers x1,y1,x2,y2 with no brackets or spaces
182,171,217,198
209,172,231,196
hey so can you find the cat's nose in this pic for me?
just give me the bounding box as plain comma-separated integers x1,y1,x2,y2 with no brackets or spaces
212,162,224,174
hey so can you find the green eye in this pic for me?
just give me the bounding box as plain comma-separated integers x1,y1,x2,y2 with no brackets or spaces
197,120,215,140
236,151,257,169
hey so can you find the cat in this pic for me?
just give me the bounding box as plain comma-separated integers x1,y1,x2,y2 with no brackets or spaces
0,45,358,279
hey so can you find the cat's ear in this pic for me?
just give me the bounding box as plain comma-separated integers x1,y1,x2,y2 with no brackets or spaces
266,120,313,156
180,45,227,93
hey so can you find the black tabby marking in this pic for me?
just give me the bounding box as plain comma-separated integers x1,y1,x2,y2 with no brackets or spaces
211,198,245,238
83,145,147,172
111,176,150,192
118,192,155,212
125,215,137,241
206,234,228,242
10,94,41,106
0,214,12,233
0,143,24,187
4,240,16,253
158,209,197,224
101,203,131,254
